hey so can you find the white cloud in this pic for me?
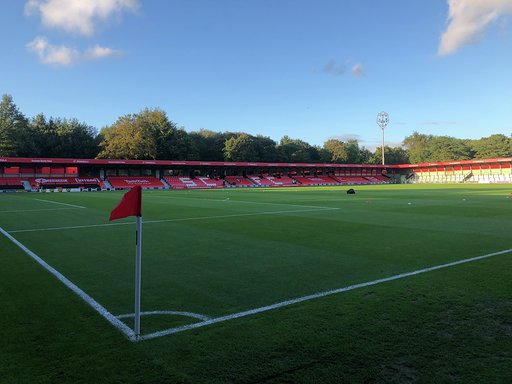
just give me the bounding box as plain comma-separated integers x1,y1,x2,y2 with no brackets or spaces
84,45,121,60
439,0,512,55
26,36,79,66
25,0,138,36
351,63,365,77
26,36,121,66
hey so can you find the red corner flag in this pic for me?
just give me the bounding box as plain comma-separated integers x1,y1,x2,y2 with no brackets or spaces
109,185,144,339
109,186,142,221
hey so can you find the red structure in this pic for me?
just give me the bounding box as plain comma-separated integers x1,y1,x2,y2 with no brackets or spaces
2,156,511,191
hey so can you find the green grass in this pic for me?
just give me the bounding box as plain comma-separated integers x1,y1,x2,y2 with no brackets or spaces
2,184,512,383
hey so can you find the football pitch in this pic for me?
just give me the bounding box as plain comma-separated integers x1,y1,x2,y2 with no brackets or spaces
2,184,512,383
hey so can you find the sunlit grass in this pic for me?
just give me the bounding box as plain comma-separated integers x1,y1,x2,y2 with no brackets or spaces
2,184,512,383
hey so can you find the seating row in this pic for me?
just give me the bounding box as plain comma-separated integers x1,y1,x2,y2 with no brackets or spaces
293,176,338,185
1,174,391,191
163,176,225,189
107,176,164,189
0,177,107,190
0,177,25,190
224,176,255,187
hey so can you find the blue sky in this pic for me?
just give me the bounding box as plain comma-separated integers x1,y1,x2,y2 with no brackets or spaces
1,0,512,150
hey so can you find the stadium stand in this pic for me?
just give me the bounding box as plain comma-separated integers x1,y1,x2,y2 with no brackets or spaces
195,177,225,188
163,176,224,189
290,176,314,185
292,176,339,186
247,175,273,187
364,175,390,183
0,177,25,190
265,175,297,186
224,176,255,187
332,176,371,184
164,176,189,189
107,176,164,189
10,156,512,189
163,176,200,189
28,177,105,190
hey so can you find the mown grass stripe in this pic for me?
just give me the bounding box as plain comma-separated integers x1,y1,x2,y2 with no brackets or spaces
0,226,136,341
34,199,86,209
8,207,339,233
140,248,512,341
0,208,82,213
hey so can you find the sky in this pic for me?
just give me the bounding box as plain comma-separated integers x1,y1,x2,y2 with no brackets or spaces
1,0,512,150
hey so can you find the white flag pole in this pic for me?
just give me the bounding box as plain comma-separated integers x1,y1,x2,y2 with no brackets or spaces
134,215,142,339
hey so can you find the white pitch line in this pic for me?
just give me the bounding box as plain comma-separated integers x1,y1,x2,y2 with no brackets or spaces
0,226,136,341
0,208,81,213
34,199,86,209
116,310,211,322
139,248,512,341
9,222,131,234
8,207,339,234
150,194,336,210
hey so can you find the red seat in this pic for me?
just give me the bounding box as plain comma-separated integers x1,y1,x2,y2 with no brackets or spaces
224,176,255,187
107,176,164,189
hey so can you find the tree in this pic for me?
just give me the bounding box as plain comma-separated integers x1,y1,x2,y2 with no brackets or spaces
189,129,235,161
277,136,320,162
223,133,258,161
0,94,30,156
30,114,57,157
424,136,472,162
323,139,348,163
97,116,156,159
253,135,280,162
358,147,373,164
138,109,190,160
27,114,99,158
402,131,430,163
97,108,184,160
470,134,511,159
345,140,365,163
53,118,99,158
372,146,409,164
403,132,473,162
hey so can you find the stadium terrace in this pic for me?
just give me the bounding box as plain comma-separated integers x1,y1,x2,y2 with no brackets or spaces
2,156,512,192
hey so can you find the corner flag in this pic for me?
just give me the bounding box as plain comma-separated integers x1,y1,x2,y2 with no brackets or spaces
109,186,143,340
109,186,142,221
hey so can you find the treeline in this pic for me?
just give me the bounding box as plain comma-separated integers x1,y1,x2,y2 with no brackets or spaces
1,94,511,164
403,132,512,163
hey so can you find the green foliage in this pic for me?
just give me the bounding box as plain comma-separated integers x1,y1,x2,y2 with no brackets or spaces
427,136,472,161
223,133,280,162
469,134,511,159
0,95,99,158
29,114,99,158
402,131,430,163
253,135,281,162
322,139,348,163
403,132,472,163
98,119,155,159
97,108,188,160
3,94,512,163
0,94,29,156
277,136,320,162
223,133,258,161
372,145,410,164
188,129,235,161
345,139,370,163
